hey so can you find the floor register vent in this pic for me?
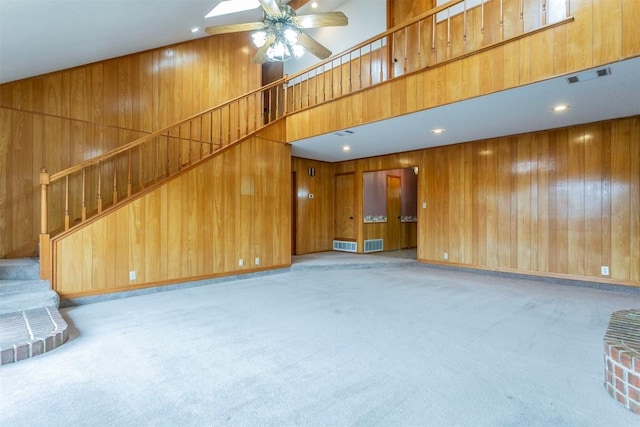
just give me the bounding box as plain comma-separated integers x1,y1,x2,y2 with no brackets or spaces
364,239,384,253
333,240,357,253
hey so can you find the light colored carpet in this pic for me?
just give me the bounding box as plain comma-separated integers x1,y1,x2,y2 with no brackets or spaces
1,262,638,426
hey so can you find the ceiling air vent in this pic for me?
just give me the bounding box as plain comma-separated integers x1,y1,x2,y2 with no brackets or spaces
566,67,611,84
334,130,355,136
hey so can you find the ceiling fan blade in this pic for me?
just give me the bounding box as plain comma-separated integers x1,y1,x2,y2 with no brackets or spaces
205,22,265,36
297,31,332,60
259,0,283,17
293,12,348,29
253,33,277,64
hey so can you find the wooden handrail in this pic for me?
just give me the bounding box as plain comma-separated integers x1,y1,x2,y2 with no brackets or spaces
49,79,286,182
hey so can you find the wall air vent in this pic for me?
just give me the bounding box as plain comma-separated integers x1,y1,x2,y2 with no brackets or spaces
566,67,611,84
364,239,384,253
333,240,357,252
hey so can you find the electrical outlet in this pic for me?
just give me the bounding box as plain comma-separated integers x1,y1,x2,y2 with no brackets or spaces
129,270,136,281
238,259,244,267
443,252,449,260
601,266,609,276
255,257,260,265
422,202,427,209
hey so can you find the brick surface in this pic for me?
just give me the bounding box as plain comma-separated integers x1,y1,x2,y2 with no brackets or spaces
630,372,640,389
630,399,640,415
616,377,627,394
611,346,620,362
621,352,633,369
615,365,626,382
30,340,44,357
0,347,14,365
628,385,640,403
616,391,627,405
15,343,29,361
635,357,640,373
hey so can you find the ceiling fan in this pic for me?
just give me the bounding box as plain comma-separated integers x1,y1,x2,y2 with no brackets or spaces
205,0,348,63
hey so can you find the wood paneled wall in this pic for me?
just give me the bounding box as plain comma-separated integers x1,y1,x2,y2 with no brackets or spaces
287,0,640,143
52,124,291,297
291,157,335,254
419,117,640,286
294,117,640,286
0,34,262,258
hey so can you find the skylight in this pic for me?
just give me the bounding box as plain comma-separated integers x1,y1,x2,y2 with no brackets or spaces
205,0,261,18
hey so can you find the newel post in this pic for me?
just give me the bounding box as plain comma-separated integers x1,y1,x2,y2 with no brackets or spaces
39,168,52,281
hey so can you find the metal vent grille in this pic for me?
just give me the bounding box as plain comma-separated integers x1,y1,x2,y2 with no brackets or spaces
364,239,384,253
333,240,357,253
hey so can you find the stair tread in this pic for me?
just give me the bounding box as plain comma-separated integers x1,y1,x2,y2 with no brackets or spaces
0,258,40,281
0,279,50,295
0,290,60,315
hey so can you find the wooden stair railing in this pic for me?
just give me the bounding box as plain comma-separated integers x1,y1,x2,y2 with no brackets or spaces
38,0,572,280
39,79,287,279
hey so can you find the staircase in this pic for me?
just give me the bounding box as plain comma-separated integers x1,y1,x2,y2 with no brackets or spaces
0,258,68,365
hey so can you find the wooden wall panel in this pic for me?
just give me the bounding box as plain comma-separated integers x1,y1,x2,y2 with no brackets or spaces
287,0,640,144
417,117,640,286
0,33,261,258
292,117,639,287
291,157,335,254
53,126,291,297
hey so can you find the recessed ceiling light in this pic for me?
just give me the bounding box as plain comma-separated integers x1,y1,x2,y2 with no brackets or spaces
311,1,319,8
342,146,351,152
205,0,260,18
553,104,569,112
191,27,201,33
431,128,446,134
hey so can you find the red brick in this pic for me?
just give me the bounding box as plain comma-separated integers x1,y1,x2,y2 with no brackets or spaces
606,383,615,397
615,365,627,381
616,391,627,405
630,400,640,415
620,352,633,369
630,372,640,389
606,371,613,386
611,346,620,361
616,377,627,394
607,359,613,373
635,357,640,373
629,385,640,403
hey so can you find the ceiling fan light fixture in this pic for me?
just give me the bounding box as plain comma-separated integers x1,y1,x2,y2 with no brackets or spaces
266,38,292,62
252,31,268,48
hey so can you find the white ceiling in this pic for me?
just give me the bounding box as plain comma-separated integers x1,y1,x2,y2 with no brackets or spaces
0,0,347,84
1,1,638,163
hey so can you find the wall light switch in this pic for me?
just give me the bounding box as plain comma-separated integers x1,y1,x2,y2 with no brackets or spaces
422,202,427,209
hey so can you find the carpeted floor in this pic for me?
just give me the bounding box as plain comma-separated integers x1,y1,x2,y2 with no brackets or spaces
1,255,638,426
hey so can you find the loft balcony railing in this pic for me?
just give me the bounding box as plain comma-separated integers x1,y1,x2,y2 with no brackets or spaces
38,0,571,279
286,0,570,112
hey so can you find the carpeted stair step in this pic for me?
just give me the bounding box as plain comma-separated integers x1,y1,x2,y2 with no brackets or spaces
0,306,68,365
0,258,40,280
0,289,60,315
0,279,51,295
